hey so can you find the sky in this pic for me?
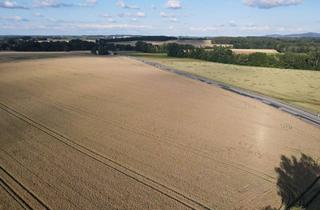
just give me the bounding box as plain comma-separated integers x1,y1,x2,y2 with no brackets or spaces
0,0,319,36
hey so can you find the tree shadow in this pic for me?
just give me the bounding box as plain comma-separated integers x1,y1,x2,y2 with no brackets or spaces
261,205,278,210
266,153,320,210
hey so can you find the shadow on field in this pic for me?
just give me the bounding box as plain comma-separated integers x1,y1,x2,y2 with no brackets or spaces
262,154,320,210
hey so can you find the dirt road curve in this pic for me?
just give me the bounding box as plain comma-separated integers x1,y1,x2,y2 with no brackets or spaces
0,56,319,209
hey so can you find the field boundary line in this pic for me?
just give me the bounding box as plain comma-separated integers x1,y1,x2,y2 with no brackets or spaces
130,57,320,127
0,177,31,210
0,102,212,210
0,166,51,210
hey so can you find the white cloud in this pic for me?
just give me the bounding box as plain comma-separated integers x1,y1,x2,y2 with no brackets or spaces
107,18,116,23
33,0,57,8
117,13,125,18
0,0,28,9
33,12,44,17
0,15,28,21
240,23,271,31
85,0,97,4
33,0,73,8
32,0,96,8
189,22,273,33
189,26,219,32
73,23,150,30
169,18,178,22
101,13,112,18
160,12,176,18
0,11,141,34
160,12,178,22
0,20,151,32
166,0,181,9
116,12,146,18
79,0,97,6
244,0,303,9
117,0,139,9
136,12,145,17
229,20,237,27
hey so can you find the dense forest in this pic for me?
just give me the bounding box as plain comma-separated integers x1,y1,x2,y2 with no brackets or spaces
212,37,320,53
0,39,95,51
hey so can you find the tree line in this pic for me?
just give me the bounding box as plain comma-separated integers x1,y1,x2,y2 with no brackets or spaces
0,39,95,51
1,37,319,70
91,40,167,55
212,37,320,53
165,43,320,71
91,40,320,70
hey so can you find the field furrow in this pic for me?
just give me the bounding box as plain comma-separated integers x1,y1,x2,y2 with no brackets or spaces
0,55,319,209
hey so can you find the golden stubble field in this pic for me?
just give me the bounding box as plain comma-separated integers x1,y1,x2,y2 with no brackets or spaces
129,53,320,114
231,49,279,54
0,53,319,209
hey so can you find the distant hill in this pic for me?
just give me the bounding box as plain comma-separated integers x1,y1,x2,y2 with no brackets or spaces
266,32,320,38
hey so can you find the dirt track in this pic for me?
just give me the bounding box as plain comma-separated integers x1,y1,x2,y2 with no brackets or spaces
0,55,319,209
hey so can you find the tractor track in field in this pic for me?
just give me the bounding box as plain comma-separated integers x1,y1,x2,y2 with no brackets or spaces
47,100,277,184
0,176,31,210
0,102,211,210
0,148,100,210
0,99,277,186
1,55,319,209
0,166,51,210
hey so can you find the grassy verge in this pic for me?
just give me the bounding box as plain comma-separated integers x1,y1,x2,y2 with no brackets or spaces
124,52,320,114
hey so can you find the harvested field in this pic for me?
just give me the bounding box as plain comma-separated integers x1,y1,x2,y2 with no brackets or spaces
127,53,320,114
0,51,92,63
231,49,279,54
108,40,214,48
0,53,319,209
149,40,214,48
